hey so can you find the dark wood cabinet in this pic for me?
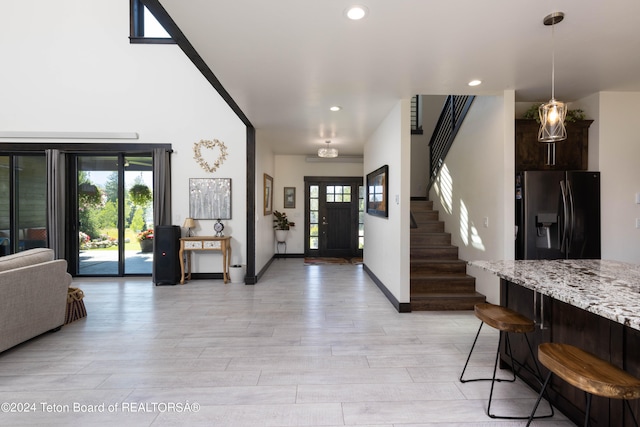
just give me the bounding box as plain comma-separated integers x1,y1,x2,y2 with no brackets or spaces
500,279,640,426
515,119,592,171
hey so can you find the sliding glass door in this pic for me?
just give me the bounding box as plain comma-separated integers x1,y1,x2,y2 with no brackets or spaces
0,155,47,256
75,154,153,275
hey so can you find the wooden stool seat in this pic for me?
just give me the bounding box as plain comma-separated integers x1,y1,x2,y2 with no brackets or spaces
474,302,535,334
538,343,640,400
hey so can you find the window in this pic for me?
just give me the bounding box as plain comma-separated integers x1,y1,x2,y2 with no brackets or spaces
130,0,174,44
309,185,319,250
0,155,48,256
358,185,365,249
326,185,351,203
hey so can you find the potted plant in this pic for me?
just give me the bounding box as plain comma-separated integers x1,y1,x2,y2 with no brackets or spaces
129,184,152,206
273,210,295,242
137,228,154,253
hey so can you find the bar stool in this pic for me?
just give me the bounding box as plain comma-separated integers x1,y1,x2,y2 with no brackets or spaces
527,343,640,427
460,302,553,419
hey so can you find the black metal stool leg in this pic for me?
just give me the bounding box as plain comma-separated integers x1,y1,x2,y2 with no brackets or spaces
526,370,553,427
625,400,640,427
584,393,592,427
487,332,553,419
486,331,505,417
460,323,515,384
459,321,484,383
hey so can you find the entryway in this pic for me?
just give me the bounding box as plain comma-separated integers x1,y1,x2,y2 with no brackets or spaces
304,176,363,258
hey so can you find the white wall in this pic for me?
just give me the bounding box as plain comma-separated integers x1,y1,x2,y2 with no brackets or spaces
364,100,411,304
430,93,514,303
255,136,275,273
578,92,640,263
272,156,364,254
0,0,247,274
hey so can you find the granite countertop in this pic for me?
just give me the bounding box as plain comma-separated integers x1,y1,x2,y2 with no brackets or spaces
469,259,640,331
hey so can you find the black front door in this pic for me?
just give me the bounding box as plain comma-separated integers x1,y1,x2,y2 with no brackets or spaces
305,177,363,258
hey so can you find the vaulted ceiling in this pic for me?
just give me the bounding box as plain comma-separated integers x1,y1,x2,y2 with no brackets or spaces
155,0,640,156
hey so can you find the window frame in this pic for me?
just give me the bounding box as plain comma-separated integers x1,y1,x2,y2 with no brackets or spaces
129,0,175,44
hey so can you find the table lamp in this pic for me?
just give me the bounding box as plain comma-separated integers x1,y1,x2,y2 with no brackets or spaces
183,217,196,237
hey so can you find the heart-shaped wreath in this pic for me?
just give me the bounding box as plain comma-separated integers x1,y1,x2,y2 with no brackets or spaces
193,139,228,173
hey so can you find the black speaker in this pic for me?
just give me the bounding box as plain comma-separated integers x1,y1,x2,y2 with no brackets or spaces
153,225,181,285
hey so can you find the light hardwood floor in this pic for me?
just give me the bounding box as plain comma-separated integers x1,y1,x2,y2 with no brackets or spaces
0,259,572,426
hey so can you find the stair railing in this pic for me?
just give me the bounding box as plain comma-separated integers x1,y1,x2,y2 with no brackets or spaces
426,95,475,194
411,95,423,134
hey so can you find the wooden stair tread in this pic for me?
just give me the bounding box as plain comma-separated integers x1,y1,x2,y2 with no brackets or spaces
539,343,640,399
411,291,485,298
411,273,474,279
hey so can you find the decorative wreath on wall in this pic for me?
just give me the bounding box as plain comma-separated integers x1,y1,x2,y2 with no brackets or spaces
193,139,228,173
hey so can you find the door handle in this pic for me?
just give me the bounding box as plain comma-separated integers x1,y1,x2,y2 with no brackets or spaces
321,216,328,225
567,180,575,253
560,180,568,253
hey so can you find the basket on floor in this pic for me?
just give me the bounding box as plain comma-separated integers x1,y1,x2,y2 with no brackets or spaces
65,287,87,324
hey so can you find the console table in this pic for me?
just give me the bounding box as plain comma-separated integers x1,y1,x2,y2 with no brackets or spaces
179,236,231,284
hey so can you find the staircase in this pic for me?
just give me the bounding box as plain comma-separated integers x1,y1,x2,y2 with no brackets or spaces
410,200,485,310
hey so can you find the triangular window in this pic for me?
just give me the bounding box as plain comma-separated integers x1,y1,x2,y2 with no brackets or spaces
130,0,174,44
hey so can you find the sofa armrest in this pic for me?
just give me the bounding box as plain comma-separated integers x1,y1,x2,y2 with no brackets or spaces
0,260,70,353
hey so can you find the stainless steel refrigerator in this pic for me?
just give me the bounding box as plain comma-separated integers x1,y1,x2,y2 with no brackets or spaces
515,171,600,260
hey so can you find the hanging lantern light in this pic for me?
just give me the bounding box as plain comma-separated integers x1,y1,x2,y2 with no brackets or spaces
538,12,567,142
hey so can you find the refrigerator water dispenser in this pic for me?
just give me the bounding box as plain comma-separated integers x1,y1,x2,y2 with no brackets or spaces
536,213,558,249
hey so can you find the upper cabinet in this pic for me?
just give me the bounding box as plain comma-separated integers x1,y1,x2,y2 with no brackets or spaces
515,119,593,171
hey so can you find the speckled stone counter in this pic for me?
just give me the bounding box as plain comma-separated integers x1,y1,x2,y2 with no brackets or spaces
469,259,640,331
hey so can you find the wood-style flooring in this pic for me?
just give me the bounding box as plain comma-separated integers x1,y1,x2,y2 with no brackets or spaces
0,259,572,426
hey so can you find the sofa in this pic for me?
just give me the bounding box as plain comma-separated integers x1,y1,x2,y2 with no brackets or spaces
0,248,71,353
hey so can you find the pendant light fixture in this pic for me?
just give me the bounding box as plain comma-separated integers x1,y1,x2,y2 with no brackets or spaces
318,140,338,158
538,12,567,142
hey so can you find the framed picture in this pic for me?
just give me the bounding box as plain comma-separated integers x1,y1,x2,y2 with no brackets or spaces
264,173,273,215
366,165,388,217
283,187,296,209
189,178,232,219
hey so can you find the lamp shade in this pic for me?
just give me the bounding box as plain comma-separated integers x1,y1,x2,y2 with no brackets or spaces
183,218,196,229
318,140,338,158
538,99,567,142
318,147,338,158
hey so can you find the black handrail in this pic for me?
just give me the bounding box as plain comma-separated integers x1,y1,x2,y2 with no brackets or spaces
426,95,475,194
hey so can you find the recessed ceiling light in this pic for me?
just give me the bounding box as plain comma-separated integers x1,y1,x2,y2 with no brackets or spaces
345,5,368,20
468,80,482,87
330,106,341,112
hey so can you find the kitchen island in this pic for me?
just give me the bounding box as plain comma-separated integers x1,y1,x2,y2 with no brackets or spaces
469,259,640,426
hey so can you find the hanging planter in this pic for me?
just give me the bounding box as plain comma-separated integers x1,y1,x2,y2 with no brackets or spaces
129,184,152,206
78,182,103,207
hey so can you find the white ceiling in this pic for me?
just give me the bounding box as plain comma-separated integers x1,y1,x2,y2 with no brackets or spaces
156,0,640,156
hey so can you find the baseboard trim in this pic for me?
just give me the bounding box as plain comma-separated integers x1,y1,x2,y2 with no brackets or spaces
363,263,411,313
273,253,305,259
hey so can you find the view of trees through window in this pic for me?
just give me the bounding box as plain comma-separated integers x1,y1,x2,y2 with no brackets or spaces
78,171,153,252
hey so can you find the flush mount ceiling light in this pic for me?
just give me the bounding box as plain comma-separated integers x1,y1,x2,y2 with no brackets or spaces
538,11,567,142
468,80,482,87
345,5,368,20
318,140,338,158
330,105,342,112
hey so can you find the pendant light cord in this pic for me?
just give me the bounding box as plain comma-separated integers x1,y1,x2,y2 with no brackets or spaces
551,22,556,100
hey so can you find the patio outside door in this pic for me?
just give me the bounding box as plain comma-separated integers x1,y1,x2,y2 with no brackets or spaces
74,154,153,276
